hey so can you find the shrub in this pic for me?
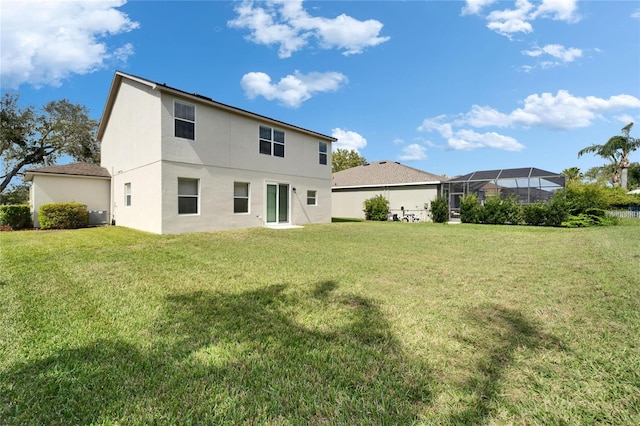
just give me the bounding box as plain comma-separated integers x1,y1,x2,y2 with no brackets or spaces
481,196,506,224
544,193,570,227
459,194,480,223
0,184,30,205
522,202,547,226
430,195,449,223
562,183,608,215
561,214,595,228
602,186,640,209
562,213,619,228
39,202,89,230
363,195,390,221
0,204,33,230
502,196,522,225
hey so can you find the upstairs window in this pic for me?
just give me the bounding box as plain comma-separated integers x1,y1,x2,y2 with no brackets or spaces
319,142,328,165
259,125,285,157
175,101,195,140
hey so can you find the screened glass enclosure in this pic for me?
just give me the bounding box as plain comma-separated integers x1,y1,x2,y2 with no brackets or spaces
443,168,566,219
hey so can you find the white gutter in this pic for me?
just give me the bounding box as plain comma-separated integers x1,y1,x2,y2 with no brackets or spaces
332,181,441,190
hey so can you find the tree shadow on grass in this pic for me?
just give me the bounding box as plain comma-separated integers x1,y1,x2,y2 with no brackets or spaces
447,304,566,424
1,281,433,424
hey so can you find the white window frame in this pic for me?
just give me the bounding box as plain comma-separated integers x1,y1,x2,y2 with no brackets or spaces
319,142,328,165
174,100,195,140
233,182,250,214
124,182,131,207
306,190,317,206
177,178,199,215
259,125,285,157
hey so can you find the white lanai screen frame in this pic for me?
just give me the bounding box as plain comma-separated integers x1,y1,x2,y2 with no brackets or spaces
445,167,566,208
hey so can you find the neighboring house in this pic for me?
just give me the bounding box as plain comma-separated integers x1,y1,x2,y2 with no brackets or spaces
331,160,444,221
25,163,111,228
97,71,336,234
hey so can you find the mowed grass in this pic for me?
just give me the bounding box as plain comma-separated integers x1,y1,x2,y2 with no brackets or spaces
1,220,639,425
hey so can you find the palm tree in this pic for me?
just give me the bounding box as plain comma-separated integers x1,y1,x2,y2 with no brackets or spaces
578,122,640,190
561,167,583,184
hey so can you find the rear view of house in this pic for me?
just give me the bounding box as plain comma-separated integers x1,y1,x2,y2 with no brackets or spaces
97,72,336,234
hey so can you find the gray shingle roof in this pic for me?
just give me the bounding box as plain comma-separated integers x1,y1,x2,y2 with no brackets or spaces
332,160,443,187
25,163,110,180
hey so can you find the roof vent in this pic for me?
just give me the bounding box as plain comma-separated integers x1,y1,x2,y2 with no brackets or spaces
379,161,387,164
364,163,370,166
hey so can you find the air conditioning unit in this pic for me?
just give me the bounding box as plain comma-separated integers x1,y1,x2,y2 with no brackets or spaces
88,210,108,226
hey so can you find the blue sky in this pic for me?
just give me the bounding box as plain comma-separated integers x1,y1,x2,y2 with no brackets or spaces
2,0,639,177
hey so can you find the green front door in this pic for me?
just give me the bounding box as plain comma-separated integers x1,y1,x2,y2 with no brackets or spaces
266,183,289,224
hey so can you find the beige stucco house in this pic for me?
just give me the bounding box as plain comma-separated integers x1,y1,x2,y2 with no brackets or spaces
25,163,111,228
331,160,443,221
27,71,336,234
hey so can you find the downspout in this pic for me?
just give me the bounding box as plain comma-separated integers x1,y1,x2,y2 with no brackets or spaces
110,167,115,226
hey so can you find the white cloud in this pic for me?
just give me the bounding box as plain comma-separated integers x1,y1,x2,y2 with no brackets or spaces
462,0,497,16
517,65,534,73
532,0,580,22
241,70,347,108
615,114,636,124
419,115,524,152
460,91,640,130
0,0,139,88
464,104,511,128
510,91,640,129
486,0,535,37
464,0,580,38
451,130,524,151
418,90,640,151
228,0,389,58
331,128,367,152
522,44,582,63
417,115,454,138
633,8,640,19
397,144,428,161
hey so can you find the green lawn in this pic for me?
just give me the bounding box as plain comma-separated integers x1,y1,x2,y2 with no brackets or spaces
1,221,639,425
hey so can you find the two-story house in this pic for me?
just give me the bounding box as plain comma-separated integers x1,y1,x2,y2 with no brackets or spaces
99,72,336,234
27,71,336,234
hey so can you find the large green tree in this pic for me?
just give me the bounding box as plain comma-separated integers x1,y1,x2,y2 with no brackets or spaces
0,93,99,193
627,162,640,190
578,122,640,190
583,163,618,186
332,148,367,173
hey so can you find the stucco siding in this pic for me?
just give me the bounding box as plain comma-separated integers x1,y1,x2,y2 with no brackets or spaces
30,175,110,228
332,185,439,221
110,162,163,234
101,79,162,174
159,161,331,234
160,93,331,180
